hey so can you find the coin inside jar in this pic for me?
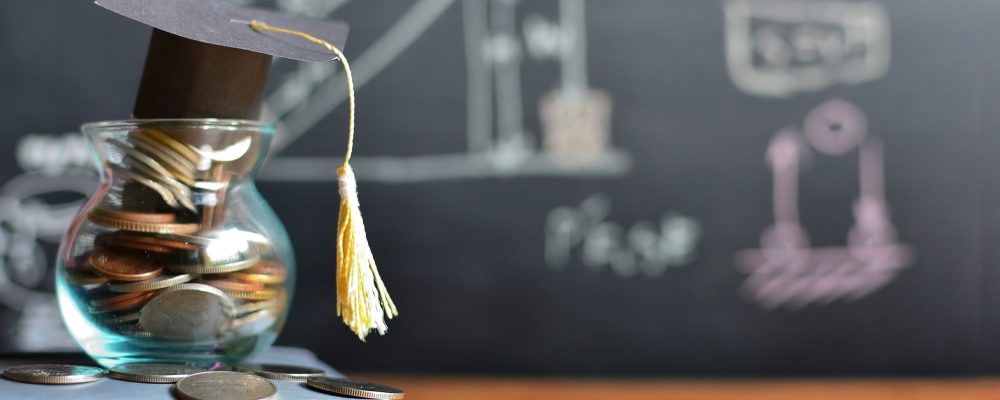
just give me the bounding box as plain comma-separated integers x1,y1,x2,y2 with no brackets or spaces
89,249,164,281
3,364,105,385
175,371,276,400
139,283,235,341
109,274,193,293
203,277,264,292
90,290,158,313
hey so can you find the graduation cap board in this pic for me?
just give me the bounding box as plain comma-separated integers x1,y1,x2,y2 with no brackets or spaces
93,0,397,340
95,0,349,119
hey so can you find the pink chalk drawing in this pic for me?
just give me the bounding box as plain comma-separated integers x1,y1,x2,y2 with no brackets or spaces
735,98,913,309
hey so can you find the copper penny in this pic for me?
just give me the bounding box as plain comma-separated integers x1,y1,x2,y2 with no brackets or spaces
96,233,174,254
90,208,176,224
89,249,164,281
89,290,154,307
203,278,264,292
90,290,157,313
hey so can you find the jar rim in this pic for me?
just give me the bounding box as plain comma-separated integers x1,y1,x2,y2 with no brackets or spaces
81,118,276,134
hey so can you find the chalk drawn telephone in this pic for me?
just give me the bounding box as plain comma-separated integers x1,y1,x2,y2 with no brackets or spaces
736,99,913,309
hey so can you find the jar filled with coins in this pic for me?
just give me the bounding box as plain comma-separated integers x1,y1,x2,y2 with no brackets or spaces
55,119,294,367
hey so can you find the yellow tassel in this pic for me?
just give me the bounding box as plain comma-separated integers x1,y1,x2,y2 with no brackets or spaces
249,20,397,340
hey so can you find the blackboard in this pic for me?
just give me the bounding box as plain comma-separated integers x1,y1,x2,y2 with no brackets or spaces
1,0,999,375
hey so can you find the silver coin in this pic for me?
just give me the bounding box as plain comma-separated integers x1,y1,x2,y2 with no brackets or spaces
139,283,235,341
110,273,193,293
229,296,280,317
109,363,207,383
306,376,405,400
108,164,180,208
233,363,324,381
229,309,278,336
175,371,277,400
3,364,104,385
171,241,261,275
129,134,197,177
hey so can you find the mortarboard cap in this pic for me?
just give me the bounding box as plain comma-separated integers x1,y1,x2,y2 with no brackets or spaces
95,0,349,119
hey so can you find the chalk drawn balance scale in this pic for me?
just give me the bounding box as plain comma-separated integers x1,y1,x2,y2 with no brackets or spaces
735,99,913,309
54,0,397,367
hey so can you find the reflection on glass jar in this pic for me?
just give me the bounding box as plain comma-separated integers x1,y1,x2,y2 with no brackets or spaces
55,119,295,367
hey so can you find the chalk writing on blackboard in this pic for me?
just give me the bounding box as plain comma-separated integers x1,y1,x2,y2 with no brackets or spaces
0,134,94,349
546,194,701,278
723,0,890,98
735,99,913,309
257,0,631,183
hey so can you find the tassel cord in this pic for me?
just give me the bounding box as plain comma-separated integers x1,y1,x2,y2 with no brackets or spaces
249,20,396,340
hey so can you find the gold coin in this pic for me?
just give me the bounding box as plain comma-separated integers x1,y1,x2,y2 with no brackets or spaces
130,132,197,170
133,129,201,165
204,278,264,292
129,135,196,180
89,212,200,235
232,260,287,285
223,288,277,301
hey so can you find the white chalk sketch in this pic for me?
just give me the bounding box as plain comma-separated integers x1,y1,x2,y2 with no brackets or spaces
546,194,701,278
723,0,890,98
257,0,630,183
735,99,913,309
0,133,96,350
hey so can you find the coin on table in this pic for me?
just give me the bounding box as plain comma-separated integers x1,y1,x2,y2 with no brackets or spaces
110,273,193,293
233,363,324,381
139,283,235,341
3,364,105,385
89,248,164,281
109,363,207,383
306,376,405,400
175,371,277,400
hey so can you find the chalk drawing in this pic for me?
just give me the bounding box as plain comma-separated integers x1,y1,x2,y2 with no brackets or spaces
546,194,701,279
735,98,913,309
723,0,890,98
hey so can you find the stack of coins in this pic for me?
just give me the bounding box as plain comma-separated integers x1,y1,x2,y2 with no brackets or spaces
4,363,405,400
62,129,289,343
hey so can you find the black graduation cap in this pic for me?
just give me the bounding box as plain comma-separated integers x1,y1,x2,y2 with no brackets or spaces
96,0,349,119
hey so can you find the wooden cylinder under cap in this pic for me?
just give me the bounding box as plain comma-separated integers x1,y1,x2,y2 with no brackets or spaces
133,29,272,119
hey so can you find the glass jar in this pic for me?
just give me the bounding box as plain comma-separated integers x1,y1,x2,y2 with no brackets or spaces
55,119,295,367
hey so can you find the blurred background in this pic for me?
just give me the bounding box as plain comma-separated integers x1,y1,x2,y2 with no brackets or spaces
1,0,999,376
